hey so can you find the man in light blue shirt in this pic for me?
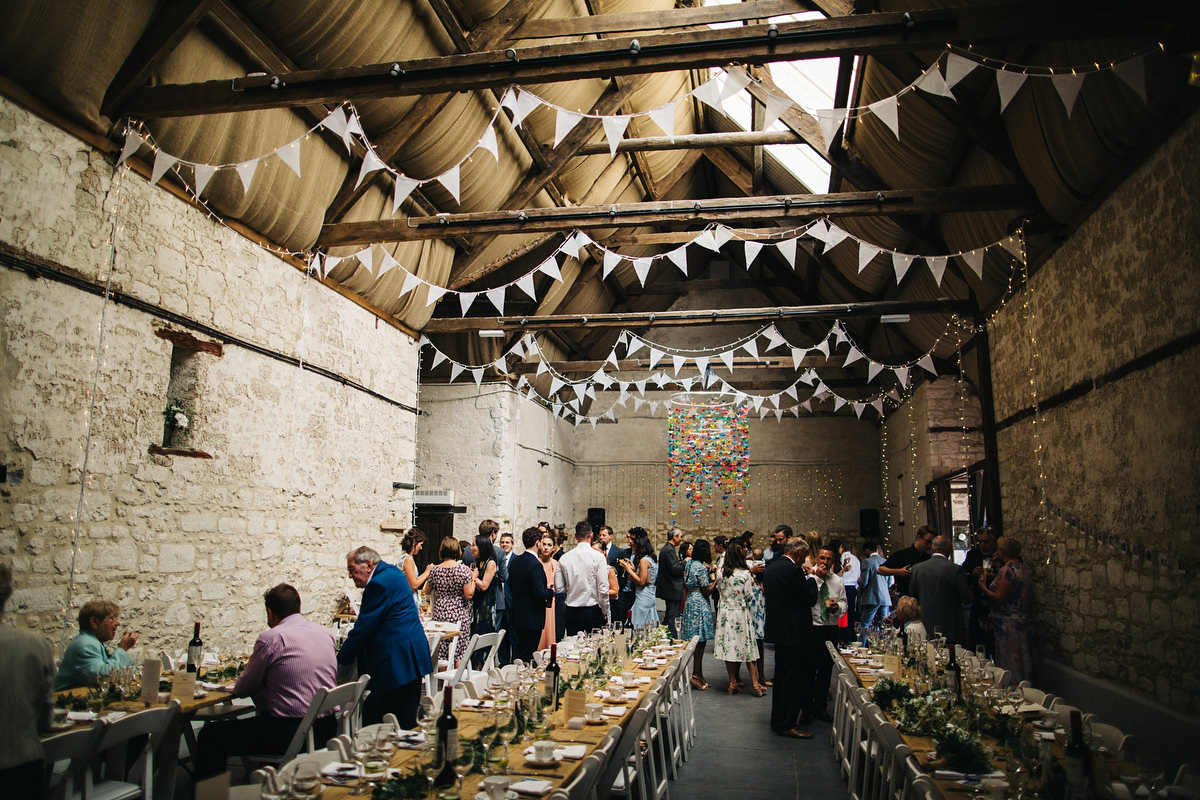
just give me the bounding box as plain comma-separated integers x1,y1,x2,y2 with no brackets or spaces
54,600,138,690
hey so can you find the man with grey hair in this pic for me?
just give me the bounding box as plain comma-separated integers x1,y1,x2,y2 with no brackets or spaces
0,562,55,795
657,527,686,636
338,545,432,728
909,534,970,644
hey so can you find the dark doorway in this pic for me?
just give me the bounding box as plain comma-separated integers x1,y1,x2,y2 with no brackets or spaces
414,505,461,570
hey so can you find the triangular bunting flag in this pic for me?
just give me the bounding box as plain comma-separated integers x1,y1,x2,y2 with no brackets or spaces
437,164,460,203
1113,57,1146,103
916,64,955,99
509,89,541,128
150,150,178,185
625,337,645,358
358,246,376,276
868,96,900,139
742,338,759,360
918,354,937,375
775,237,798,268
539,257,562,282
867,361,885,382
751,395,764,412
853,402,866,419
960,248,985,279
844,346,864,367
858,241,882,272
996,70,1028,114
486,287,506,314
431,349,449,369
927,256,948,285
691,75,724,108
793,346,809,366
392,176,419,214
354,149,385,189
693,228,720,251
458,291,476,316
602,249,622,280
1000,234,1024,261
894,366,910,385
632,257,653,286
117,130,143,165
666,246,689,276
637,98,674,141
762,93,793,129
553,108,584,148
872,398,884,416
471,368,484,388
944,53,977,88
399,271,421,298
834,396,846,411
536,359,550,376
712,225,734,249
823,224,850,252
672,354,687,374
323,255,342,277
549,376,564,395
449,362,465,382
193,163,217,197
277,141,302,178
1052,73,1086,117
892,252,915,283
647,348,663,370
634,379,647,395
425,284,447,307
743,239,763,268
320,107,351,150
345,112,364,141
807,219,829,243
601,114,630,156
509,339,526,359
718,350,735,372
720,68,752,98
378,250,399,276
801,399,812,413
632,397,644,412
478,125,499,162
694,355,709,374
814,339,830,358
832,322,849,347
515,273,537,301
816,108,846,152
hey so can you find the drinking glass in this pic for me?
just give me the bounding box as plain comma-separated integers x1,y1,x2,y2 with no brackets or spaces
96,670,112,701
350,731,377,795
290,759,321,798
419,740,444,800
452,738,476,799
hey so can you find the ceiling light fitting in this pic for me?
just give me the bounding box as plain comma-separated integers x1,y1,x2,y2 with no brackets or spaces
478,329,505,337
880,314,911,324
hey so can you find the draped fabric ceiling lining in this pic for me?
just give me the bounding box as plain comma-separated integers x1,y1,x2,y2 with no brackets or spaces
0,0,1192,407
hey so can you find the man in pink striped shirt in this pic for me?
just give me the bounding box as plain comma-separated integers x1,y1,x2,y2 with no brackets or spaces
196,583,337,779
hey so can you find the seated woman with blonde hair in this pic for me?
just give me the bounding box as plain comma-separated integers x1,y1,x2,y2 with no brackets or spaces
892,595,928,642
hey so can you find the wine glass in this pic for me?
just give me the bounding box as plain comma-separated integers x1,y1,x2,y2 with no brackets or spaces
419,740,444,800
453,737,477,799
96,670,113,702
350,731,377,795
290,759,322,798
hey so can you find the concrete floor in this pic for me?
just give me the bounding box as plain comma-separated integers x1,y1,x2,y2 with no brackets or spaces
668,644,850,800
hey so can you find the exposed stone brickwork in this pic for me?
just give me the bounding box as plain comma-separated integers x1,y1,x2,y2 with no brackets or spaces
0,97,420,655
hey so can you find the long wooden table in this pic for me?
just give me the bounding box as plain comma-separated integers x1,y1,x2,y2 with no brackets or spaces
317,645,684,799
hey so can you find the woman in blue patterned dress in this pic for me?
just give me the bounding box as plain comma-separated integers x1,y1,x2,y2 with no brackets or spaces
980,536,1034,683
680,539,717,689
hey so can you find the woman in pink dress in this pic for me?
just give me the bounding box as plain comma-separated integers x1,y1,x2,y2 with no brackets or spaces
425,536,474,665
537,532,559,651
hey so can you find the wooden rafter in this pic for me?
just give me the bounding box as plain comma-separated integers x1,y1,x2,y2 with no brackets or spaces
510,0,807,39
123,5,1180,117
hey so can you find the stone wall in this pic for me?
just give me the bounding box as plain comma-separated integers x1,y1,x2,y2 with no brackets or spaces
987,108,1200,712
574,393,881,549
414,382,576,540
0,96,421,656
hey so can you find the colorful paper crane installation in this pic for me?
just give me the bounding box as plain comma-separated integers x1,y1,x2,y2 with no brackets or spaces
667,397,750,520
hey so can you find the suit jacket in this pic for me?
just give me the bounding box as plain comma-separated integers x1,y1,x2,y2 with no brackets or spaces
762,555,819,645
507,550,555,630
337,560,432,694
0,627,54,770
909,554,969,644
608,545,632,597
656,543,685,602
497,550,511,612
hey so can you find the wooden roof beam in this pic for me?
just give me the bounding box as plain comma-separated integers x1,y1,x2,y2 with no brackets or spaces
319,184,1035,245
125,4,1182,117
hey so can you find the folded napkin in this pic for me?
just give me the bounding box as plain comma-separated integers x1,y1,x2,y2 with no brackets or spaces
635,676,651,685
197,681,229,691
67,711,97,722
523,744,586,761
320,762,401,781
395,730,426,749
621,690,639,701
602,706,626,717
933,770,1006,781
100,711,127,722
510,779,554,796
460,698,495,709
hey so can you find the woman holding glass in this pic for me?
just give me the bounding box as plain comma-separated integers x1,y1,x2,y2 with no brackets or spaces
620,533,659,629
713,543,764,695
980,536,1034,682
398,527,433,607
680,539,717,689
426,537,474,666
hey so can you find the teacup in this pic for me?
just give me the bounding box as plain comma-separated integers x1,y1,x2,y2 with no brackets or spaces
981,778,1008,800
52,708,70,726
586,703,604,722
621,671,637,685
482,775,511,800
532,740,556,761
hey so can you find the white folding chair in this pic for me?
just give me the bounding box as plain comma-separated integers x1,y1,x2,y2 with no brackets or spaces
432,631,505,692
596,706,651,800
638,684,670,800
548,752,605,800
908,775,941,800
93,701,181,800
1016,680,1055,708
41,720,108,800
1088,721,1135,759
244,673,370,770
847,689,877,800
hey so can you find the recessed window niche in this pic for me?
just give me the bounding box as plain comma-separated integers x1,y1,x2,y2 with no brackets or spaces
151,328,221,458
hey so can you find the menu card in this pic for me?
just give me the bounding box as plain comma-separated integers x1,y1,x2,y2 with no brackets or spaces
883,654,901,675
171,671,197,703
564,689,587,721
141,658,161,704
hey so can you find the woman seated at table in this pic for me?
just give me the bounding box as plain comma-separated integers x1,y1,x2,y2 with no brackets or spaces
426,537,474,666
890,595,928,642
53,599,138,690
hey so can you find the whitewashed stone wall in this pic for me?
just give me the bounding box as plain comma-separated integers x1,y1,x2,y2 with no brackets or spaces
0,96,421,656
415,383,576,540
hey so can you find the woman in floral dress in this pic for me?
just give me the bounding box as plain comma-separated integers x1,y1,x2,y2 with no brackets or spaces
425,537,474,665
680,539,716,689
713,543,765,695
980,536,1034,683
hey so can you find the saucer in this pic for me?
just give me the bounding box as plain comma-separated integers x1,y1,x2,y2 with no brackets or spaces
524,752,564,767
585,717,607,725
475,792,518,800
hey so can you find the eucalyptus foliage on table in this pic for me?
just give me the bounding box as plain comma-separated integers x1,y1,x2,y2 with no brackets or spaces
871,679,994,774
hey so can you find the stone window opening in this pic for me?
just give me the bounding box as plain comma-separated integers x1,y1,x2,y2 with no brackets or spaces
152,328,221,458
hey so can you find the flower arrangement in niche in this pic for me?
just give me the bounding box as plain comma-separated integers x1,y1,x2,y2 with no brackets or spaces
162,399,194,446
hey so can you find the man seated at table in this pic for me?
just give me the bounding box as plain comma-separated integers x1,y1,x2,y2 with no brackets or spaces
54,599,138,690
195,583,337,779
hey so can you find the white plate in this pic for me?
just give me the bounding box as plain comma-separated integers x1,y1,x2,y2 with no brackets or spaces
523,751,564,766
475,792,519,800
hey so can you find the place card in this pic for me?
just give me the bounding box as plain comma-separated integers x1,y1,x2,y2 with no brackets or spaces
883,654,901,675
564,689,587,720
171,671,197,703
141,658,161,704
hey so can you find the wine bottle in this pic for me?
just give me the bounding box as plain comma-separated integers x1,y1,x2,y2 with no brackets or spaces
544,643,561,709
186,622,202,673
946,645,963,700
434,684,458,788
1063,709,1092,800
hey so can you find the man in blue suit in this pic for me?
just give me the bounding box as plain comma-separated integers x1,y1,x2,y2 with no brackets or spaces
338,546,432,729
496,531,515,664
507,527,556,663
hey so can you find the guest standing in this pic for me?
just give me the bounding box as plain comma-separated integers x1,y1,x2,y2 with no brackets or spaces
877,526,934,599
803,546,846,723
857,541,892,628
622,533,659,628
762,537,818,738
832,538,860,643
496,531,515,664
556,521,611,635
0,562,54,797
54,599,138,690
713,544,765,696
680,539,717,690
469,534,501,667
960,528,997,657
398,528,433,606
196,584,337,778
537,532,560,650
508,528,555,664
425,537,474,666
339,546,432,728
980,537,1034,683
657,527,686,636
909,535,970,644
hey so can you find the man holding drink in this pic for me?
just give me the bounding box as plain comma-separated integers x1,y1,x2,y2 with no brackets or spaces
801,546,847,725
